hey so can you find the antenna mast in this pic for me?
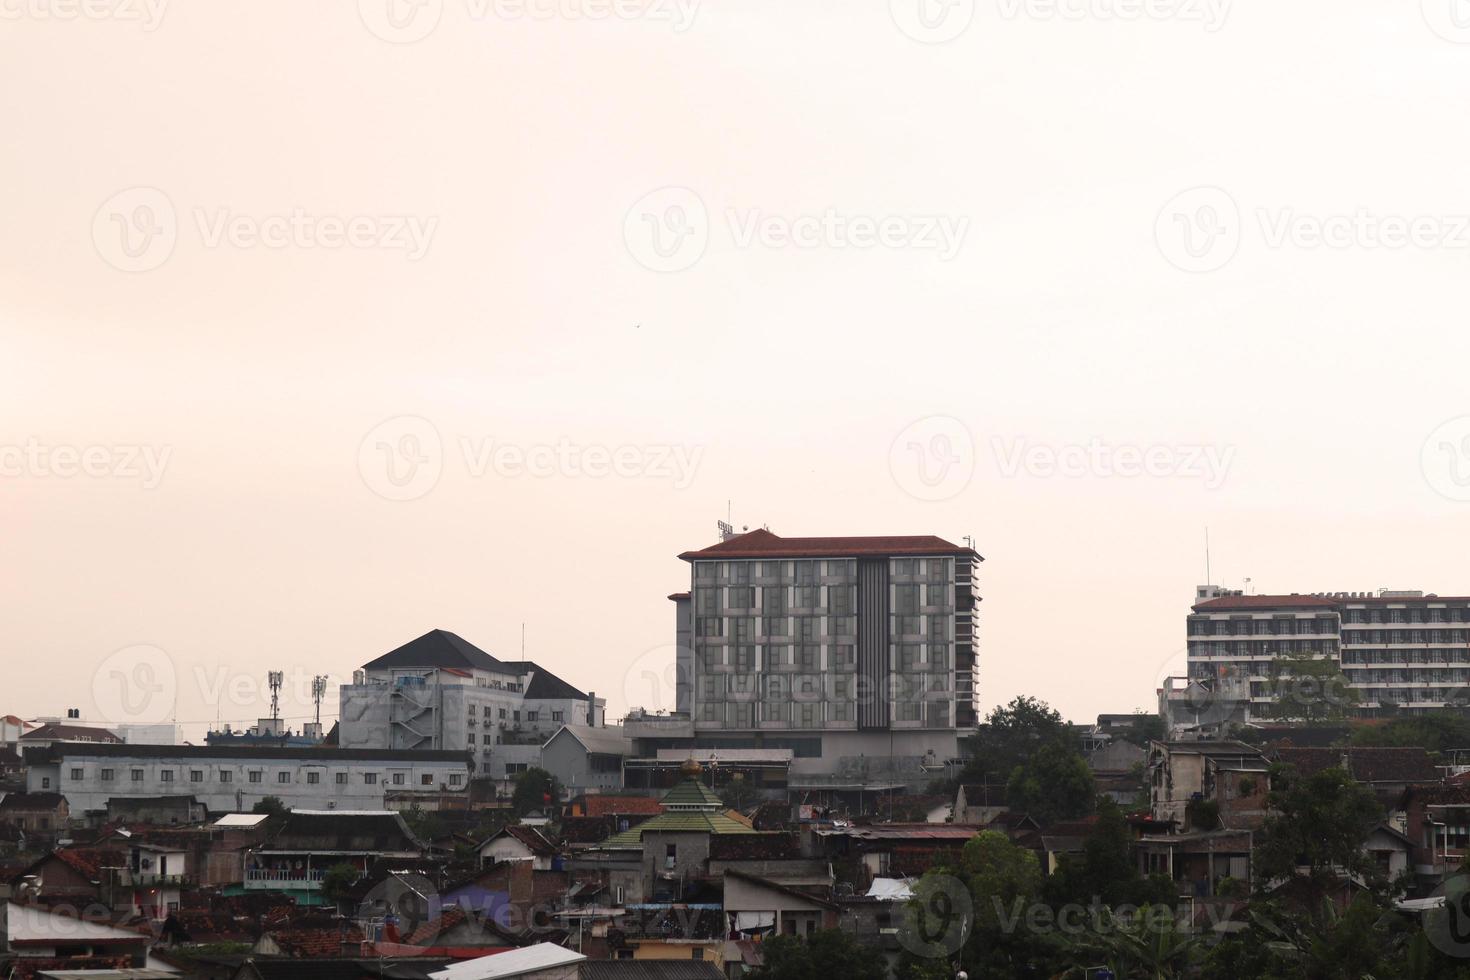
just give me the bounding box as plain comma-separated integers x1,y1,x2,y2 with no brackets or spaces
1205,527,1211,586
267,671,284,722
311,675,328,724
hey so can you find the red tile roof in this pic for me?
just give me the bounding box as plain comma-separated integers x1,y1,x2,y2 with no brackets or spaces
679,528,979,561
577,795,664,818
1192,595,1340,612
405,906,468,945
265,923,365,957
46,846,127,882
19,723,122,743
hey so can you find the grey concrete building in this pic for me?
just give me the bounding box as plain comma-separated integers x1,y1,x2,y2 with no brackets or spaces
631,529,983,792
337,629,606,781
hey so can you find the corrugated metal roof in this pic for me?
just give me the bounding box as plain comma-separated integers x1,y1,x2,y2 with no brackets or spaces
429,944,585,980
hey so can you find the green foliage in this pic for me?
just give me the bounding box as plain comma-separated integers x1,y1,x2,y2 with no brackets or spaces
1254,764,1384,897
401,803,447,842
1185,798,1220,832
320,861,362,905
964,695,1070,784
1059,904,1205,979
1352,711,1470,755
962,696,1096,826
251,795,288,817
1044,799,1178,911
1260,652,1358,722
510,767,561,817
897,830,1062,980
1116,713,1167,747
1005,739,1096,826
747,929,887,980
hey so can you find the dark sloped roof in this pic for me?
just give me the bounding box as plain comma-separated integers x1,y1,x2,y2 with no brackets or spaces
360,631,588,701
521,663,587,701
0,792,67,811
362,630,507,672
580,964,723,980
678,528,980,561
1273,746,1439,784
265,811,422,853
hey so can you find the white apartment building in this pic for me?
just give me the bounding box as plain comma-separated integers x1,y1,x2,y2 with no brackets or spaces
1187,585,1470,718
24,743,472,815
337,628,606,781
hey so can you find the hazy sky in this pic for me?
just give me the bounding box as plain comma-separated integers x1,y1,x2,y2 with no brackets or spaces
6,0,1470,740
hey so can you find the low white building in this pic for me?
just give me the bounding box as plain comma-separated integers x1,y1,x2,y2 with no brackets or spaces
24,743,473,816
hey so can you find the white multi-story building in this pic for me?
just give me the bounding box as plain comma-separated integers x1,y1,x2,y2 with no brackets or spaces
337,628,606,781
24,743,472,815
1186,585,1470,718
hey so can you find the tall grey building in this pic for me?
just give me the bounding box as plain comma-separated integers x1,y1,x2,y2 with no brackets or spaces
644,529,982,787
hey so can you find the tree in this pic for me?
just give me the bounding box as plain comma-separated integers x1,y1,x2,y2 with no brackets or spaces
1044,798,1177,910
251,795,290,834
747,929,887,980
1005,740,1096,826
899,830,1062,980
320,861,362,909
511,767,560,817
1253,764,1383,897
1261,652,1358,722
1116,713,1167,748
1352,711,1470,755
964,696,1071,784
1060,904,1205,980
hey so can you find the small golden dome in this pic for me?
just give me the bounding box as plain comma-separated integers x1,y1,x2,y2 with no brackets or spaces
680,758,704,777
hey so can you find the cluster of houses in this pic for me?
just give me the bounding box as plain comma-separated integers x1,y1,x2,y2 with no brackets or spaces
5,706,1470,979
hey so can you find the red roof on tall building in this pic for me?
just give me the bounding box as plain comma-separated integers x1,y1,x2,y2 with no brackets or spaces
679,528,980,561
1192,595,1340,612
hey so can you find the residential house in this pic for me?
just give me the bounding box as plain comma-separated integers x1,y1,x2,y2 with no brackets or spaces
1147,740,1268,829
0,793,69,834
479,827,560,871
247,810,424,905
540,727,629,795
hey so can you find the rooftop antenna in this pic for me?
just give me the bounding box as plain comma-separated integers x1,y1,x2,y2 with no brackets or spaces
311,675,328,725
521,622,526,662
267,671,284,722
1205,527,1211,586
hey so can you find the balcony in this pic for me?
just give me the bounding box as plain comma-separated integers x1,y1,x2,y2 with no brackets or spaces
245,868,327,890
111,869,195,888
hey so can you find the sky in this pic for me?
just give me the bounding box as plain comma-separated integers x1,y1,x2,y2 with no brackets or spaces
5,0,1470,741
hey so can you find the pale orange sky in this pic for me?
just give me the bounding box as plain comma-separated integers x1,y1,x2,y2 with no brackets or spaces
5,1,1470,740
